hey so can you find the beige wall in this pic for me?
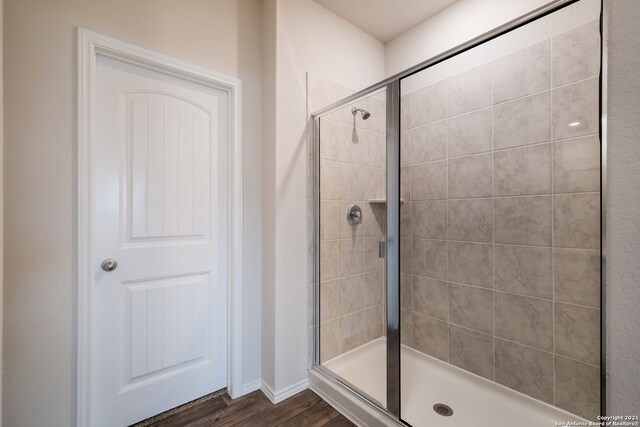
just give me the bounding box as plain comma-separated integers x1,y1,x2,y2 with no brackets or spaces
261,0,385,397
3,1,262,425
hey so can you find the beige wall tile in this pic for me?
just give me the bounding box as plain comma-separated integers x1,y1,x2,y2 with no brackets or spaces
447,107,492,157
339,274,364,316
326,101,362,128
495,339,554,404
493,40,551,104
320,319,340,362
554,248,600,307
450,326,494,380
365,271,383,308
411,120,447,163
411,80,447,127
447,63,492,116
364,236,384,273
320,280,339,322
364,305,384,342
401,130,411,166
494,144,552,196
449,242,493,288
401,94,410,131
493,92,551,150
320,200,338,241
554,193,600,249
401,166,411,201
412,314,449,362
552,20,600,87
495,292,553,351
340,311,364,353
364,96,385,134
494,245,552,298
364,130,385,168
448,198,493,242
339,163,367,201
553,135,600,193
364,166,385,200
401,238,412,274
338,238,365,277
401,273,411,310
449,153,493,199
362,203,385,237
412,200,447,239
411,160,448,200
401,309,412,346
411,239,448,280
320,160,340,200
320,240,339,281
449,283,493,334
337,124,364,165
554,356,600,420
555,302,600,366
319,119,339,161
401,202,412,238
552,77,599,140
494,196,552,246
412,276,448,321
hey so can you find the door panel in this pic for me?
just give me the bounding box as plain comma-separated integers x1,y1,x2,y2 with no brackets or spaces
93,55,227,426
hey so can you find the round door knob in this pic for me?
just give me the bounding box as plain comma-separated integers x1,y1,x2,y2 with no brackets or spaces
101,259,118,272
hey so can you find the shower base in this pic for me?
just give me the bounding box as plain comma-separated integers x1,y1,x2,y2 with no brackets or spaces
320,338,586,427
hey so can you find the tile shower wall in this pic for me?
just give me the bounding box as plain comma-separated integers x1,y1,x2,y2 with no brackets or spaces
400,21,601,420
313,84,388,363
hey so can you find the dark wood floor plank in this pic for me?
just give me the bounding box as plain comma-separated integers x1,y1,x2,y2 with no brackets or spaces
192,391,273,426
141,389,355,427
322,415,356,427
146,397,227,427
276,399,341,427
229,390,321,426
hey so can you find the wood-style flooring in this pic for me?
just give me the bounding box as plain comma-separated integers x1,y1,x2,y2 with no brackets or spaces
134,389,355,427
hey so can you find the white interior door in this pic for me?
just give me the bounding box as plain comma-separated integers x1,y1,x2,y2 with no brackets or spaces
92,54,228,426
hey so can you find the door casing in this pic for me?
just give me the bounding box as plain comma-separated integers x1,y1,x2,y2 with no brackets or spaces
77,28,244,426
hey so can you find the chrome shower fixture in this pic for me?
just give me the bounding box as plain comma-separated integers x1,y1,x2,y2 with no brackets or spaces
351,107,371,120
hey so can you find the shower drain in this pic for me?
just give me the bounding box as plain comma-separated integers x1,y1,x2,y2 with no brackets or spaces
433,403,453,417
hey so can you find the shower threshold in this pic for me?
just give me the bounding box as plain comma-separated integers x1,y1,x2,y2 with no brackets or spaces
319,338,587,427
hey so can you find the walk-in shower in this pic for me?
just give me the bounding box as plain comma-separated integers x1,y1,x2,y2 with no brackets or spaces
310,0,604,426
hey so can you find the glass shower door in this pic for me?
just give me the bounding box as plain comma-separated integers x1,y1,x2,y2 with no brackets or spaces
398,1,602,425
315,88,392,410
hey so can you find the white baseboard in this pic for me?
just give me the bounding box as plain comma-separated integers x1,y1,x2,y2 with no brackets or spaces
261,378,310,404
242,379,261,395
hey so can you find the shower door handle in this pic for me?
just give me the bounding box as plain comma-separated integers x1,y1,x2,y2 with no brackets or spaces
379,241,386,258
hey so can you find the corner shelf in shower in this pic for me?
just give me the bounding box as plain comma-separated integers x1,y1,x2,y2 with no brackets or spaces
368,199,405,205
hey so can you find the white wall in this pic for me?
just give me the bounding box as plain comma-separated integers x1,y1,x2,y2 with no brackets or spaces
386,0,559,76
606,0,640,414
3,1,262,425
261,0,385,399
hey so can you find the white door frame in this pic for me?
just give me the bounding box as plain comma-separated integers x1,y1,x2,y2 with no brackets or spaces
77,28,244,426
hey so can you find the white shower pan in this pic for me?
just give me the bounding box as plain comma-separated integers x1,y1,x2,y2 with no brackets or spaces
317,338,587,427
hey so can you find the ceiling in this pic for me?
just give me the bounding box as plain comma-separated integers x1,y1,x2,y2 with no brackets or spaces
313,0,459,42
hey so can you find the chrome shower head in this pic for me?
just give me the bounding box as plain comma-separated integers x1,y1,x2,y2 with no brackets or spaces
351,107,370,120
